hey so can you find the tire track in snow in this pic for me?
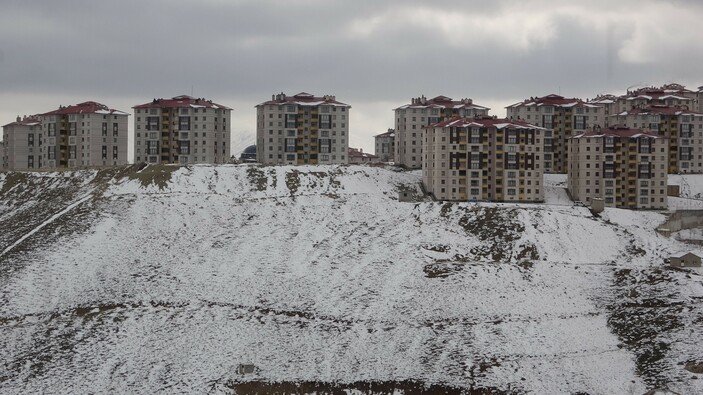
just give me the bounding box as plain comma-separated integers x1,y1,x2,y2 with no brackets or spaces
0,193,93,258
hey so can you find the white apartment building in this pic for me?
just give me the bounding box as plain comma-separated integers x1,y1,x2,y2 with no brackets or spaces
424,116,545,202
2,115,43,170
256,92,350,165
394,95,489,169
133,95,231,164
568,126,668,210
506,94,603,174
40,102,129,168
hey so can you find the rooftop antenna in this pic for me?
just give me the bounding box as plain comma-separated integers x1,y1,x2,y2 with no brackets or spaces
191,85,194,96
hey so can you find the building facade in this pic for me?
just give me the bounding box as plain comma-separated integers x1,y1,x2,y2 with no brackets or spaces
133,95,231,165
423,116,545,202
2,116,43,170
506,94,603,173
567,127,668,210
394,95,489,169
374,129,395,162
39,102,129,168
256,92,350,165
612,105,703,173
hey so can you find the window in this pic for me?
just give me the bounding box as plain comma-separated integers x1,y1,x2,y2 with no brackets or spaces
113,123,119,136
179,116,190,130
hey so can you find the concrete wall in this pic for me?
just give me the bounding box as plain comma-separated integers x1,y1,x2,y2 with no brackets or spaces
657,210,703,236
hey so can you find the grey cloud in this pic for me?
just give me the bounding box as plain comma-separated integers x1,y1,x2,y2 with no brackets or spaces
1,0,702,153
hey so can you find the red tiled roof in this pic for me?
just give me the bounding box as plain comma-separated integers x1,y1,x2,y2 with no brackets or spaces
3,115,41,128
615,105,701,117
348,148,378,159
574,126,664,139
507,94,599,109
374,129,395,138
395,95,489,111
429,116,545,130
42,101,129,116
257,92,350,107
134,95,232,110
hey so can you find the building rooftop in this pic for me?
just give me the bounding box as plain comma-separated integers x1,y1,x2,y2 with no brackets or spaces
507,94,600,109
42,101,129,116
3,115,41,128
374,129,395,138
257,92,350,108
348,147,378,159
133,95,231,110
573,126,664,139
395,95,489,111
430,116,546,130
614,104,702,117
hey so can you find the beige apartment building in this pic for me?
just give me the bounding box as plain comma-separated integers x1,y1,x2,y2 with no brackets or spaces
506,94,603,174
39,102,129,168
374,129,395,162
424,116,545,202
394,95,489,169
256,92,350,165
568,126,668,210
133,95,231,165
612,105,703,173
2,115,43,170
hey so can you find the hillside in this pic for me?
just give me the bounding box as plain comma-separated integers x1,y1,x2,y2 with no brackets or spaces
0,165,702,394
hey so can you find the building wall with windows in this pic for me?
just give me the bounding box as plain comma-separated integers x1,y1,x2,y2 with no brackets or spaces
568,127,668,210
612,106,703,173
39,102,129,168
506,94,603,174
423,117,545,202
133,95,231,165
256,92,350,165
2,116,43,170
374,129,395,162
394,96,489,169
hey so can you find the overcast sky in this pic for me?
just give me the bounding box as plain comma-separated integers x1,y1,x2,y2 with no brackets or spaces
2,0,702,156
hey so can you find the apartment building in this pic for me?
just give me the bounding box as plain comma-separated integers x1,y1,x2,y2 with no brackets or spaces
618,84,696,112
133,95,231,165
39,101,129,168
506,94,603,173
374,129,395,162
612,105,703,173
568,127,668,210
423,116,545,202
588,95,618,128
256,92,350,165
2,115,43,170
394,95,489,169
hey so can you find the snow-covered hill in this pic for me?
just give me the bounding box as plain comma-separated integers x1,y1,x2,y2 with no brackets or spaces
0,165,702,394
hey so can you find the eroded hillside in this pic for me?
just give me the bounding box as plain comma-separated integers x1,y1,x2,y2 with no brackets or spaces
0,165,702,394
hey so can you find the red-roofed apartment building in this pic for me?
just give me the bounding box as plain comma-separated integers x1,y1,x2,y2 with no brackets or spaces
423,116,546,202
2,115,42,170
39,101,129,168
133,95,232,164
255,92,350,165
394,95,490,169
612,105,703,173
567,127,668,209
506,94,604,174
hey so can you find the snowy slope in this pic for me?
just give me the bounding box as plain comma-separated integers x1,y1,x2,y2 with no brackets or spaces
0,165,702,394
